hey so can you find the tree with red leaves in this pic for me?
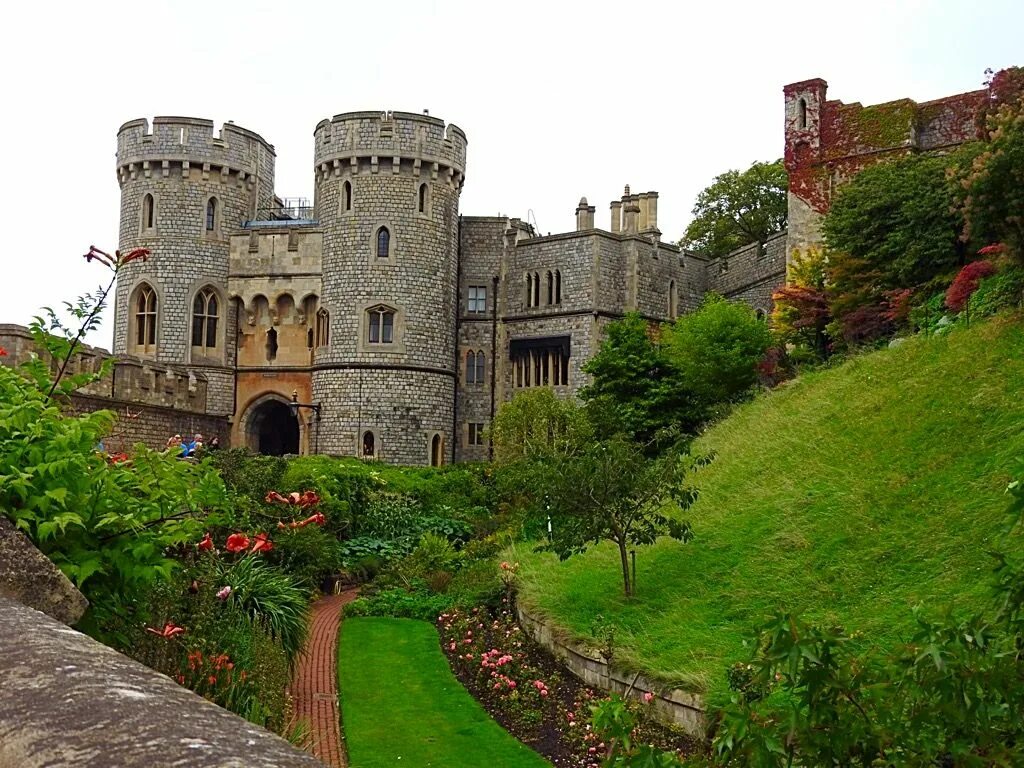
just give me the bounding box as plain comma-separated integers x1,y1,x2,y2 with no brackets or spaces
946,260,998,312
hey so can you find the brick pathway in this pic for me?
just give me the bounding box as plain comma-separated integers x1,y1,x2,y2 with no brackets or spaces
291,589,359,768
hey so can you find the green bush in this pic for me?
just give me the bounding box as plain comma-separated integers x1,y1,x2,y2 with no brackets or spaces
969,266,1024,318
344,587,452,621
268,524,343,591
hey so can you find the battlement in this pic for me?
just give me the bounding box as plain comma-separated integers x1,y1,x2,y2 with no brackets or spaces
0,324,209,413
313,110,467,180
117,116,276,178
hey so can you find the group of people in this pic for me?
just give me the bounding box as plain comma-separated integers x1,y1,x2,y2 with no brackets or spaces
166,433,219,459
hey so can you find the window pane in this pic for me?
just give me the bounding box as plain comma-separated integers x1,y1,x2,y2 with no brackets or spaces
369,313,380,343
476,352,485,383
377,228,390,258
193,294,204,315
382,312,394,343
192,318,204,347
146,315,156,346
466,351,475,383
206,317,217,348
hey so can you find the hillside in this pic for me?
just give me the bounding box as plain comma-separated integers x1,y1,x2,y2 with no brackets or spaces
512,314,1024,705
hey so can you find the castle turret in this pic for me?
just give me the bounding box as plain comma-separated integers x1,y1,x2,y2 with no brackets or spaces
112,117,276,415
311,111,467,464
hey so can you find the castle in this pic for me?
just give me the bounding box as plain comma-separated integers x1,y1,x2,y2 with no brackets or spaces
1,72,1000,465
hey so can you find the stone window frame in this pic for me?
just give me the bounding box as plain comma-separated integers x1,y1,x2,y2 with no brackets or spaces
203,195,222,239
668,279,678,319
467,284,487,314
188,282,225,364
554,269,562,305
427,431,445,466
797,97,808,129
416,182,431,217
139,192,158,236
339,178,354,216
465,349,486,385
370,222,397,266
359,428,381,459
357,300,405,353
127,278,162,358
315,307,330,348
467,421,486,447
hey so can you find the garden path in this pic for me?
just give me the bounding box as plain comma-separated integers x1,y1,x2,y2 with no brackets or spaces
291,589,359,768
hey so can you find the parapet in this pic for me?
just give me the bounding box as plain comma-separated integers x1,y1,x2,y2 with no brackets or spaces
117,116,276,183
313,110,466,184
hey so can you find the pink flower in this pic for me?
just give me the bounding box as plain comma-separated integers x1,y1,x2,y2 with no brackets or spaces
225,533,249,553
216,586,232,601
643,692,654,703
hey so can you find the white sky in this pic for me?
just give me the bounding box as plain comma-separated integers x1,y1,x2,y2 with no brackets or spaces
2,0,1020,349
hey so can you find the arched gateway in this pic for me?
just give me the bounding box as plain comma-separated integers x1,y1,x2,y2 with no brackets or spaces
244,397,299,456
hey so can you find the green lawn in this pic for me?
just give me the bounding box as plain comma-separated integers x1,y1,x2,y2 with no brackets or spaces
338,617,550,768
513,313,1024,706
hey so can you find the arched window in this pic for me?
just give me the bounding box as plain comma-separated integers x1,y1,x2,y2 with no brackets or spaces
546,271,553,305
554,270,562,304
367,305,395,344
342,180,352,212
315,308,330,347
362,431,376,458
475,351,485,384
142,194,155,231
798,98,808,129
133,283,157,353
376,227,391,259
668,280,678,319
430,433,443,467
526,273,533,307
533,272,540,308
266,327,278,362
307,327,314,349
191,286,219,352
205,198,217,232
418,183,428,214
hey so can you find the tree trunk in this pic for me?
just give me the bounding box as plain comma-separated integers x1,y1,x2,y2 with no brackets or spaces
617,538,633,597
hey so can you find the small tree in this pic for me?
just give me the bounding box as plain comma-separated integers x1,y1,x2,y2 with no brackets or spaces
531,429,698,597
680,160,788,259
771,249,831,360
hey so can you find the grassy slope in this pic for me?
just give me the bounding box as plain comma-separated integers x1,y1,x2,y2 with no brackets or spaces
339,617,550,768
513,314,1024,705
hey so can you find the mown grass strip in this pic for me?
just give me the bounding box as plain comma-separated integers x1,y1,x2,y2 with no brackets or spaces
339,617,550,768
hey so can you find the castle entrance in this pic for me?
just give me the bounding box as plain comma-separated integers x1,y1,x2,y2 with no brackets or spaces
248,399,300,456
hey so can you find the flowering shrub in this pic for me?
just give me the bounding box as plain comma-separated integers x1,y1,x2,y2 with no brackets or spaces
946,259,998,311
438,604,693,766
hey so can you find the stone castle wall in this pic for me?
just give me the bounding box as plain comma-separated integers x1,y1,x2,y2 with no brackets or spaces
706,231,787,315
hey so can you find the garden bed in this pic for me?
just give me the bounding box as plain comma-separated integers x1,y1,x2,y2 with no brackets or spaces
438,601,698,767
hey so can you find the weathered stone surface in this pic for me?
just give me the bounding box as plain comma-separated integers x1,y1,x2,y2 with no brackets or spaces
0,516,88,625
0,596,323,768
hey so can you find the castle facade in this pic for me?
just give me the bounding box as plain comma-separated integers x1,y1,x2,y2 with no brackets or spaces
106,110,784,465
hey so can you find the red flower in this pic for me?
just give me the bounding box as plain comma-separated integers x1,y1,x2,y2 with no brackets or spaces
299,491,321,507
145,622,185,639
225,533,250,553
250,533,273,554
265,489,321,507
307,512,326,527
264,491,288,505
197,532,214,552
106,452,131,465
0,347,7,357
83,245,114,267
119,248,150,265
977,243,1006,256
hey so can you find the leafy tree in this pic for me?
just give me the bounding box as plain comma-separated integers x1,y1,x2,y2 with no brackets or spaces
526,430,697,597
581,313,696,447
662,295,772,412
771,249,831,360
680,160,787,258
822,150,976,344
489,387,592,465
956,75,1024,261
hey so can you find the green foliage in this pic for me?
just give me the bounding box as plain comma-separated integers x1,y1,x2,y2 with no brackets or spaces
0,359,230,637
770,249,831,360
968,264,1024,318
512,314,1024,702
592,696,685,767
662,295,772,411
344,587,453,621
489,388,593,465
218,555,309,662
680,160,788,259
267,524,343,591
956,85,1024,260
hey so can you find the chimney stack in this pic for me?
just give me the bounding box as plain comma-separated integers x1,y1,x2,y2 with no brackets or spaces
575,197,596,231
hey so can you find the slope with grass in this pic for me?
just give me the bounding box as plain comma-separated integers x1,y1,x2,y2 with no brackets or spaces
339,617,550,768
513,314,1024,705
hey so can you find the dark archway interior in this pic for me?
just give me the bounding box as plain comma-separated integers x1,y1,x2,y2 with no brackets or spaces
251,400,299,456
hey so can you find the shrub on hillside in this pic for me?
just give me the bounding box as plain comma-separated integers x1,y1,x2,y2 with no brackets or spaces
946,259,998,311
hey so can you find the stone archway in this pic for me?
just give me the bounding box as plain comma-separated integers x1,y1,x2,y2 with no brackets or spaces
245,398,300,456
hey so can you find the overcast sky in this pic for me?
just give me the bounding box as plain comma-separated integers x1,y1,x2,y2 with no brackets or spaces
3,0,1021,348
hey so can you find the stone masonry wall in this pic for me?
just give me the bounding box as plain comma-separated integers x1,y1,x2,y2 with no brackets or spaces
706,231,787,315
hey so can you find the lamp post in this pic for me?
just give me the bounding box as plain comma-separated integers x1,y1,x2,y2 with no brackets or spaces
289,390,322,454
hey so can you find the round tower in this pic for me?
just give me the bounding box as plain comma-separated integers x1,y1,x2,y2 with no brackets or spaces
113,117,276,415
312,111,467,465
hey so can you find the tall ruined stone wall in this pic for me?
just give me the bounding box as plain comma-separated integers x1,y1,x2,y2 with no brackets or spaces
706,231,787,315
112,117,276,416
312,111,465,464
783,77,987,265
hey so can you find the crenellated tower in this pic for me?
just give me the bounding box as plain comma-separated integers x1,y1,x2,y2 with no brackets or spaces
113,117,276,415
311,111,467,464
